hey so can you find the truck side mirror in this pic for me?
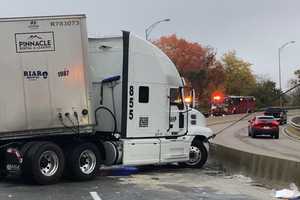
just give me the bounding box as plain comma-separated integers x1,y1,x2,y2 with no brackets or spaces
177,103,184,110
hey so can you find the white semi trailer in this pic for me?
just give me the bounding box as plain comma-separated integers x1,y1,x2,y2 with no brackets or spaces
0,14,213,185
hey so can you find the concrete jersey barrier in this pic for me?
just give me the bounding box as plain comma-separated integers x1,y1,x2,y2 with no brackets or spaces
291,116,300,127
210,143,300,187
286,116,300,139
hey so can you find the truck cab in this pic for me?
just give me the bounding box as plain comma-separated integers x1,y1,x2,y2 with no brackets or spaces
89,31,213,168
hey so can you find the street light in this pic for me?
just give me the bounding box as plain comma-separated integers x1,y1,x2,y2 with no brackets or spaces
145,18,170,41
278,40,296,106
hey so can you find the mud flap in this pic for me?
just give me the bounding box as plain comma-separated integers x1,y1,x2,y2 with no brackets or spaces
203,141,209,152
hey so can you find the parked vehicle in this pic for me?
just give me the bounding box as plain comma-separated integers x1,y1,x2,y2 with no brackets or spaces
0,15,213,185
248,116,279,139
264,107,287,125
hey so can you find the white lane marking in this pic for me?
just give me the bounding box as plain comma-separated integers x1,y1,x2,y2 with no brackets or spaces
90,192,102,200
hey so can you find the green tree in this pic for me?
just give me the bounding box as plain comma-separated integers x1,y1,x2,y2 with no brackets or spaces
250,78,281,108
222,51,256,96
289,69,300,106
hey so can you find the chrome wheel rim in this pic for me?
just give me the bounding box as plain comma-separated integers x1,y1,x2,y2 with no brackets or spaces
79,150,96,175
186,146,202,165
39,151,59,177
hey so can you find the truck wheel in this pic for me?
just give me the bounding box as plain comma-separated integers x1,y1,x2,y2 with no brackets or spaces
67,143,101,181
0,170,7,180
180,140,208,168
22,142,64,185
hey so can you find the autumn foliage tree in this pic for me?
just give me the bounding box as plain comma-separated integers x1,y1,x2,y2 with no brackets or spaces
154,34,284,111
289,69,300,105
153,34,207,73
153,34,225,108
222,51,256,96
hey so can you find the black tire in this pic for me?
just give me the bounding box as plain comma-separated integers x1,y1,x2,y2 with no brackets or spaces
0,170,7,180
22,142,65,185
66,143,101,181
20,142,39,157
274,132,279,139
21,141,41,182
251,131,256,138
179,140,208,168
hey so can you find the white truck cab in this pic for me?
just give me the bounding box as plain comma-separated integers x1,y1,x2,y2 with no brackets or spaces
88,31,213,168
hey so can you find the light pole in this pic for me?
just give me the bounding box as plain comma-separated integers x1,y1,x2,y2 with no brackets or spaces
278,41,295,106
145,18,170,41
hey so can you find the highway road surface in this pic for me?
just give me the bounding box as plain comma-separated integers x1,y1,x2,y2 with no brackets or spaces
1,111,299,200
209,111,300,162
0,163,274,200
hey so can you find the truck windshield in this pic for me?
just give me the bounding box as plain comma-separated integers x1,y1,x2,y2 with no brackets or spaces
170,88,184,110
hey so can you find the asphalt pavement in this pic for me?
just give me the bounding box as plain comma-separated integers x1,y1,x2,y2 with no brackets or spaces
1,112,299,200
0,162,275,200
209,111,300,162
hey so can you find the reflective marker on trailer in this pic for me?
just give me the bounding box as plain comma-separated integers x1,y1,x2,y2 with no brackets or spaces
6,148,23,163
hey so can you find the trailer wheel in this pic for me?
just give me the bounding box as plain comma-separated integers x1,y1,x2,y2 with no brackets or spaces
180,140,208,168
248,127,251,137
274,132,279,139
67,143,100,181
0,170,7,180
22,142,64,185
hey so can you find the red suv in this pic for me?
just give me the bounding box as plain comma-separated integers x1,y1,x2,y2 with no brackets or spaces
248,116,279,139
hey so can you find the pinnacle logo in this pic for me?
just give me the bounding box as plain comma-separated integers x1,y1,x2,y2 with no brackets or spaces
27,35,43,40
15,32,55,53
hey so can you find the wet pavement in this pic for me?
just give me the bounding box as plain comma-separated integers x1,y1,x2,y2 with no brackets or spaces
210,112,300,162
0,161,276,200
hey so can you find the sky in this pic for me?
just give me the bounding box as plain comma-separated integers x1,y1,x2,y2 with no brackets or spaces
1,0,299,90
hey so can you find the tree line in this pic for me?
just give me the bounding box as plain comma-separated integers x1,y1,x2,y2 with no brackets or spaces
153,34,299,111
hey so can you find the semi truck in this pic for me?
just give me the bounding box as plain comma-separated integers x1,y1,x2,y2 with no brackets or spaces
0,14,213,185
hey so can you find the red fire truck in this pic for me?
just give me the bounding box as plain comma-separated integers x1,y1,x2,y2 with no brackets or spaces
210,93,256,116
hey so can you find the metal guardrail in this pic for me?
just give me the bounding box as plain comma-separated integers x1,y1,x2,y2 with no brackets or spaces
207,108,300,127
290,116,300,129
255,106,300,112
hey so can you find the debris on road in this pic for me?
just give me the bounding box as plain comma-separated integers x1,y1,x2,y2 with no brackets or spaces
224,174,253,183
273,183,300,199
99,166,139,177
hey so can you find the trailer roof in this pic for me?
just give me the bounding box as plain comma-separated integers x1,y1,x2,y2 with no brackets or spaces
89,35,122,40
0,14,86,22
